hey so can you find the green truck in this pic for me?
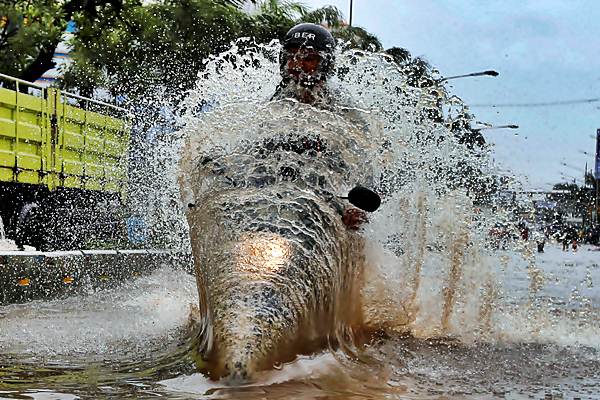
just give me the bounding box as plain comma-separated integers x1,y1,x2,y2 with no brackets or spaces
0,73,131,250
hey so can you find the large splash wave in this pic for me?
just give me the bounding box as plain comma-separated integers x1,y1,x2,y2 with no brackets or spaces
138,39,599,350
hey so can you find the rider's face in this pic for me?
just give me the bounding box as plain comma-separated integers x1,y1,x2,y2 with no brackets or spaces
285,46,322,81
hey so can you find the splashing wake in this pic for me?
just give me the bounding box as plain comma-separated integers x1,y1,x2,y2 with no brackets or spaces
2,40,599,399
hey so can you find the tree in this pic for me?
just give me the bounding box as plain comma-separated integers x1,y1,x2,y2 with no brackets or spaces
1,0,383,100
64,0,256,98
0,1,63,79
448,110,486,149
62,0,352,101
333,25,381,51
0,0,128,84
550,181,595,225
385,46,411,65
585,170,598,191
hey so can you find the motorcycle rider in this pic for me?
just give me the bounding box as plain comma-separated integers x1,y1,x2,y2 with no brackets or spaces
272,23,337,107
272,23,369,229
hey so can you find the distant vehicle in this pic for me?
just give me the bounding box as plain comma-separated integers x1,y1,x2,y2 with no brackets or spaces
0,73,130,250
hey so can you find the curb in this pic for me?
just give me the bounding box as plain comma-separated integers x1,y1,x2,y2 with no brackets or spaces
0,249,193,305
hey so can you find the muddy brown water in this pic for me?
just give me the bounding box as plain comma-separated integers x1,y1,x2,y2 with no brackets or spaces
1,334,599,399
3,43,600,400
1,245,599,399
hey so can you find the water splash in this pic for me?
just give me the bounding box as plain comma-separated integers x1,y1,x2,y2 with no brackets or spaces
0,266,197,358
172,39,600,357
1,39,600,398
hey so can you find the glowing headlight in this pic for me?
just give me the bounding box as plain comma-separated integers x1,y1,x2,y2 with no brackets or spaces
235,233,291,274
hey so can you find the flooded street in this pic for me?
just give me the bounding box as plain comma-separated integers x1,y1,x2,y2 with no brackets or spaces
1,244,599,399
2,4,600,397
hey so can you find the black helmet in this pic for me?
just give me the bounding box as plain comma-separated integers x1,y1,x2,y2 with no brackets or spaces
280,23,336,86
282,23,336,52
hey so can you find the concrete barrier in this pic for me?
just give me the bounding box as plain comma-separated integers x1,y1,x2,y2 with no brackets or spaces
0,249,193,305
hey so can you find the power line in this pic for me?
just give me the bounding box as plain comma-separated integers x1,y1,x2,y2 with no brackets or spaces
470,97,600,108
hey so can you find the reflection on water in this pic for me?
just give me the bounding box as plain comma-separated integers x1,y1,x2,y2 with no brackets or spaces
0,267,198,397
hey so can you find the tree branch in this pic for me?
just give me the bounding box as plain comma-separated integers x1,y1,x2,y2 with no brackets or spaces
0,16,21,52
18,0,125,84
18,40,59,86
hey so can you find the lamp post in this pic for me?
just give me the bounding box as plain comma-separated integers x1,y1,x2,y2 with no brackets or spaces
437,70,499,83
577,149,597,225
594,129,600,229
461,124,517,149
349,0,353,26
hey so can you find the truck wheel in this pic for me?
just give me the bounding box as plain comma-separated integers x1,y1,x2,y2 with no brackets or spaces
15,202,46,251
0,214,5,240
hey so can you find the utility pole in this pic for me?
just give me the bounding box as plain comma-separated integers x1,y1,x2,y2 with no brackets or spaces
594,177,600,226
596,128,600,225
349,0,354,26
584,162,590,229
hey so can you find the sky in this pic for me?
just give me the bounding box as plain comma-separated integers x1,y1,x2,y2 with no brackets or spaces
303,0,600,189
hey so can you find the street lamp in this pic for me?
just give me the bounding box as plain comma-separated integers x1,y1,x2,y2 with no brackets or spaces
437,70,499,83
473,124,519,132
460,124,518,148
476,124,519,131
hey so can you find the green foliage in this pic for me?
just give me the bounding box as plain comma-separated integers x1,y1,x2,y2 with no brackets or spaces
585,171,598,190
551,181,596,221
1,0,129,84
65,0,254,98
334,25,382,51
2,0,386,100
62,0,309,99
61,0,374,101
0,1,64,77
385,46,411,65
299,5,343,28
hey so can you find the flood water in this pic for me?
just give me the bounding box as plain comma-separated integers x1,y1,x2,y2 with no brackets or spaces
1,245,599,399
2,43,600,399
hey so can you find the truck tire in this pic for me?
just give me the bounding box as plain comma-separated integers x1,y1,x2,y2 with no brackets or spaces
0,214,5,240
14,202,46,250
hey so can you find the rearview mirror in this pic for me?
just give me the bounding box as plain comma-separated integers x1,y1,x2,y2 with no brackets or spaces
346,186,381,212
